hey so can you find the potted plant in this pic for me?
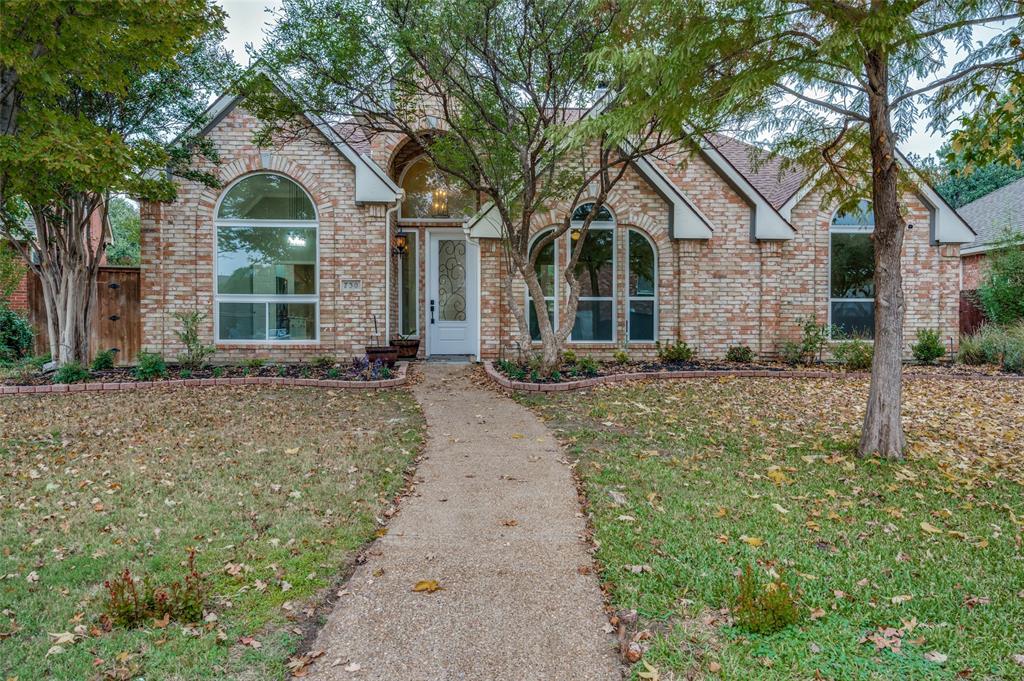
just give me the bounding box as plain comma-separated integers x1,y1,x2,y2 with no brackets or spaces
365,315,398,367
391,333,420,359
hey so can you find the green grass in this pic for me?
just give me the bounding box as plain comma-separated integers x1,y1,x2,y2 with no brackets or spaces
1,386,423,680
520,377,1024,680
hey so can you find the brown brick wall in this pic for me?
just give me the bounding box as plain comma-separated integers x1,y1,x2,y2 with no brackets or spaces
961,252,986,290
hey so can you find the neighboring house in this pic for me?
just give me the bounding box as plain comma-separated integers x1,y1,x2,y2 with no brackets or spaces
139,74,974,363
958,177,1024,289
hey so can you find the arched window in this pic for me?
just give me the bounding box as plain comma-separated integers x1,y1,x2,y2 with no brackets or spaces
399,156,476,219
830,200,874,339
570,203,615,342
215,173,318,342
527,230,557,340
628,230,656,341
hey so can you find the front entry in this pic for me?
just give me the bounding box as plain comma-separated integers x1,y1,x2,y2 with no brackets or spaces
427,230,478,357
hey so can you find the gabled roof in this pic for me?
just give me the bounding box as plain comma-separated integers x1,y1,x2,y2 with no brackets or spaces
177,65,401,205
958,177,1024,255
706,134,807,209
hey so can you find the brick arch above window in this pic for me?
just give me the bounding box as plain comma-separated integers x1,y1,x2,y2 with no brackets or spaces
196,155,332,221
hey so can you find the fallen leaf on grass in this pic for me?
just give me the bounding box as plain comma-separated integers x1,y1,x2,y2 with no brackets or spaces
924,651,948,664
152,612,170,629
772,503,790,515
637,660,660,680
740,535,764,547
891,594,913,605
412,580,442,593
920,522,943,534
238,636,262,649
809,607,826,620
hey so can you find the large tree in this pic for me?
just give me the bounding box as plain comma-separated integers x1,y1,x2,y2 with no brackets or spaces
601,0,1023,458
0,1,234,365
252,0,682,374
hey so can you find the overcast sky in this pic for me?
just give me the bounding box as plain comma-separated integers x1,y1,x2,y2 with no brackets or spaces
218,0,1000,161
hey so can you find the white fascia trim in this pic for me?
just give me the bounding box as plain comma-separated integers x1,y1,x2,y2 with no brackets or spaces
466,201,503,239
632,156,714,239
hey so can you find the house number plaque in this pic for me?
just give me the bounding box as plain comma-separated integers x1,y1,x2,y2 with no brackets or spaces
341,279,362,292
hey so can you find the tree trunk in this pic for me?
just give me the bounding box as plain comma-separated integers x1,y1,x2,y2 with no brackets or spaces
859,50,907,460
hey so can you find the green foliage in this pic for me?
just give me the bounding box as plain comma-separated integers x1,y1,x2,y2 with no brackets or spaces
958,323,1024,371
179,368,192,379
310,355,336,369
780,341,803,366
577,355,599,377
725,345,754,363
0,243,25,301
53,361,89,384
105,197,141,266
173,311,215,370
933,141,1024,208
832,339,874,371
562,349,578,365
496,358,527,381
90,349,116,371
379,365,393,379
978,232,1024,325
799,318,832,365
911,329,946,365
326,367,341,379
101,550,207,628
0,302,33,363
613,349,630,365
242,358,266,370
732,564,802,635
949,76,1024,172
134,351,167,381
657,339,694,363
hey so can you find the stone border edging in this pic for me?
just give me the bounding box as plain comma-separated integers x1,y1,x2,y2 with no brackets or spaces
483,360,1023,392
0,362,409,396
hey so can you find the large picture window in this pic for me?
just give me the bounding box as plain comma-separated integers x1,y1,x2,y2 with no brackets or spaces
399,156,476,219
628,230,656,341
527,230,557,340
830,201,874,339
215,174,318,342
570,203,615,342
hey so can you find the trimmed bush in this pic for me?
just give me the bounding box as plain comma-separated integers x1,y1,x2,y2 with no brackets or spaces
613,349,630,365
134,351,167,380
911,328,946,365
577,355,599,377
0,302,33,364
91,349,116,371
562,349,578,365
53,361,90,384
657,339,694,363
725,345,754,363
832,339,873,370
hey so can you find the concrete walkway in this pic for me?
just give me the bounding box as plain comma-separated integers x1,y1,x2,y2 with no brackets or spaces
306,363,619,680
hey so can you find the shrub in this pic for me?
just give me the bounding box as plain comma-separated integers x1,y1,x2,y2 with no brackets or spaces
911,328,946,365
1004,348,1024,374
91,349,116,371
562,349,578,365
613,349,630,365
53,361,90,384
326,367,341,379
134,351,167,380
958,323,1024,368
799,318,832,365
832,339,874,371
780,341,803,366
732,564,801,635
179,368,192,379
211,366,224,378
242,358,266,369
277,364,288,377
0,302,33,363
657,339,694,363
496,358,526,381
310,355,336,369
577,355,599,377
102,550,207,628
978,230,1024,324
173,311,214,370
725,345,754,363
379,365,393,379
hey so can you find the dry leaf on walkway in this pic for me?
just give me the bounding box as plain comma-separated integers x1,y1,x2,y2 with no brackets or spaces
412,579,442,593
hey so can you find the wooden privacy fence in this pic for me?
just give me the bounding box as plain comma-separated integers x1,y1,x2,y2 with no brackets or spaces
28,267,141,365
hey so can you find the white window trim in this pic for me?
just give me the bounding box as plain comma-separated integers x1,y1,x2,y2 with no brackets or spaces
828,204,874,340
527,229,558,341
569,207,617,344
397,230,420,338
213,173,320,345
627,229,657,343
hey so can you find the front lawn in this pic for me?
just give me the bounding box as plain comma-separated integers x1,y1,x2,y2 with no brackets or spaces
521,377,1024,680
0,386,423,680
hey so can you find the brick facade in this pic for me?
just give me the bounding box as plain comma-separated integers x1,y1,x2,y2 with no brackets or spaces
141,107,962,364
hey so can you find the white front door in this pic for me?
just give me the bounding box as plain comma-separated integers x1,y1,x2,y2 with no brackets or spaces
427,231,478,356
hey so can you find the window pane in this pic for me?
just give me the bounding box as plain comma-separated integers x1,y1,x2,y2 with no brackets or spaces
399,236,418,336
831,232,874,298
572,300,614,341
572,229,614,297
219,302,266,340
529,299,555,341
400,157,475,218
269,303,316,341
629,300,655,341
832,200,874,228
217,227,316,295
831,301,874,339
218,175,315,220
572,203,613,222
629,231,655,297
531,237,556,297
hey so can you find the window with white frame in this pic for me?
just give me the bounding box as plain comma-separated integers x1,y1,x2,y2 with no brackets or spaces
830,200,874,339
570,203,615,342
398,231,419,337
527,230,557,340
627,230,656,341
215,173,318,342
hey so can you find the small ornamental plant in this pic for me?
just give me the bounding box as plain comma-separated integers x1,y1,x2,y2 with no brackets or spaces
656,339,694,363
725,345,754,363
53,361,90,384
102,550,208,628
134,351,167,380
732,564,801,635
911,328,946,365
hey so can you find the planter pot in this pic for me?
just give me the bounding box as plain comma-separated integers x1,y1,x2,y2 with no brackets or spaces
365,345,398,367
392,338,421,359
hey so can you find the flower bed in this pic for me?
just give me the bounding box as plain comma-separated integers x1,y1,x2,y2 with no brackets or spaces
0,357,408,393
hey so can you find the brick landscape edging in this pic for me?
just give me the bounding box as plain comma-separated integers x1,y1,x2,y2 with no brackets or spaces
483,360,1024,392
0,362,409,397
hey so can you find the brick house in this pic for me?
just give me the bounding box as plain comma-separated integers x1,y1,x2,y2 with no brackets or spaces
139,78,975,363
958,177,1024,290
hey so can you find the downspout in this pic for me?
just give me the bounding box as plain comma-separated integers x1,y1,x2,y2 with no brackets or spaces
384,202,401,342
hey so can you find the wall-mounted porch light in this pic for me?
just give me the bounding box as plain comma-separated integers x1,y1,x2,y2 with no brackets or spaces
391,230,409,257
